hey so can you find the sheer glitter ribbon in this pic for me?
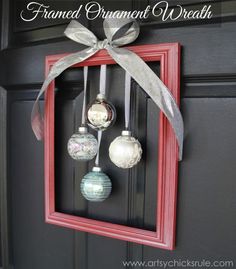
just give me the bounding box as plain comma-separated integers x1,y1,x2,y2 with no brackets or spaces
31,17,184,160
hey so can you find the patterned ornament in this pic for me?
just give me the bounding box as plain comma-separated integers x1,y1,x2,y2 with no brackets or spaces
80,166,112,202
109,130,142,169
67,127,98,161
87,93,116,131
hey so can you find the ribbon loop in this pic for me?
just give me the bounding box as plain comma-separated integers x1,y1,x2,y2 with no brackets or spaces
31,17,184,160
64,20,98,46
104,17,140,46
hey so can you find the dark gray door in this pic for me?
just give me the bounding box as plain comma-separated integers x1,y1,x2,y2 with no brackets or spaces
0,1,236,269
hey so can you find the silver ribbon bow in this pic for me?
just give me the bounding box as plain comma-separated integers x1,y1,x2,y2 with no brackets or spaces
31,17,184,160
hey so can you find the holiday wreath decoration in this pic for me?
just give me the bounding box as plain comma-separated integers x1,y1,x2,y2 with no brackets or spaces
31,16,183,249
31,17,184,159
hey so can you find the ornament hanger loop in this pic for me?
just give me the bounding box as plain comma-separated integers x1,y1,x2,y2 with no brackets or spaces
81,66,88,126
99,64,107,96
95,64,107,167
125,71,131,130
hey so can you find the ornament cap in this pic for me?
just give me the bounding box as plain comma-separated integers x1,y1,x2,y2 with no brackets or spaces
96,93,106,100
92,166,102,172
78,126,88,134
121,130,131,136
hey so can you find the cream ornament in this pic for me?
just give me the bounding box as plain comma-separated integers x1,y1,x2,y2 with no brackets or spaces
109,130,142,169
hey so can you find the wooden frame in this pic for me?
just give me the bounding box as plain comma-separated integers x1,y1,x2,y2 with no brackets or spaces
44,43,181,250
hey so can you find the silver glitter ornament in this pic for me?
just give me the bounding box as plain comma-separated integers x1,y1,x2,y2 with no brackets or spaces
67,127,98,161
87,93,116,131
109,130,142,169
80,166,112,202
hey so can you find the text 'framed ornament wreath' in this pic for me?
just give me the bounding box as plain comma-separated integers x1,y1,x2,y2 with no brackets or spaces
44,43,181,250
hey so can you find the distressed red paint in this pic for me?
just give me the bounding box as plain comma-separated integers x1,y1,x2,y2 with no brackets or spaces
44,43,181,250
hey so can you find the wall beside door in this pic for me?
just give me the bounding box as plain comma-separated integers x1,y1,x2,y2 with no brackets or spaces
0,1,236,269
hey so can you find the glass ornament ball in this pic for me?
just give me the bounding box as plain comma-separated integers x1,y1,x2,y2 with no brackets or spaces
87,93,116,131
109,130,142,169
67,127,98,161
80,167,112,202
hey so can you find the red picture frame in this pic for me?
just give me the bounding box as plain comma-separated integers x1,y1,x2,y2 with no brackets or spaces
44,43,181,250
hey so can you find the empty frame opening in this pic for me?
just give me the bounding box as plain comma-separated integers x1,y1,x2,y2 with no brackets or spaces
54,63,160,232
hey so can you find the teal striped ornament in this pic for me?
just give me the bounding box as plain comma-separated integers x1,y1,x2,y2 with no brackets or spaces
80,167,112,202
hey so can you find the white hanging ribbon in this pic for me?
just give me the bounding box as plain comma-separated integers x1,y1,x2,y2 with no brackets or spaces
95,130,102,166
125,72,131,130
81,66,88,125
99,64,107,96
95,65,107,166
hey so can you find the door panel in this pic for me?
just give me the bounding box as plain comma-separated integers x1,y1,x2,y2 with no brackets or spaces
144,97,236,261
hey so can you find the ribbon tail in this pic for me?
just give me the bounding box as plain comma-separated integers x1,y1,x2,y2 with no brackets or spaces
107,46,184,160
31,47,98,140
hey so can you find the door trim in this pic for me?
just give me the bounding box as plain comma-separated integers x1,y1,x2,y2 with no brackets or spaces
0,87,12,269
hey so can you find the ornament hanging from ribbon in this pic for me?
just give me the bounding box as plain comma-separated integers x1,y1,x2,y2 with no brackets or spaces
31,17,184,160
67,66,99,161
81,130,112,202
109,72,142,169
87,65,116,131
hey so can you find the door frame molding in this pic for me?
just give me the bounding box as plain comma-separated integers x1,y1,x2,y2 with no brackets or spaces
0,87,12,269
